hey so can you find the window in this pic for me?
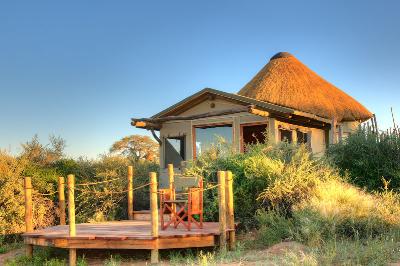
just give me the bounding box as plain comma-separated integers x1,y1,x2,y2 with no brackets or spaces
296,131,308,144
280,129,292,143
194,124,232,157
241,123,268,152
164,136,185,167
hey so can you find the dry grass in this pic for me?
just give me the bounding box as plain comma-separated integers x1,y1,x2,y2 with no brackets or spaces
296,179,400,228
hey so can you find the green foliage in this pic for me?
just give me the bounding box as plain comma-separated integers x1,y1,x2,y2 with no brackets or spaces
309,234,400,266
256,177,400,247
185,140,334,228
327,128,400,191
5,247,68,266
168,245,245,266
71,156,158,223
0,235,23,254
255,209,293,246
0,152,55,235
185,144,271,228
0,135,158,239
104,255,122,266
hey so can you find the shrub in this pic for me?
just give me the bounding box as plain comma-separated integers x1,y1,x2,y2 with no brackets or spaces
0,152,55,235
327,128,400,191
255,209,294,246
56,155,159,223
185,140,334,229
257,145,341,214
185,143,273,228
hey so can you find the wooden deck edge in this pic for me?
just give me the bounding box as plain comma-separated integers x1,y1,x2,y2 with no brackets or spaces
24,235,216,249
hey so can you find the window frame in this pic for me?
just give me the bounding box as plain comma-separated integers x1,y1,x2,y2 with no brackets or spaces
163,135,186,167
279,128,293,143
192,122,234,159
240,122,269,152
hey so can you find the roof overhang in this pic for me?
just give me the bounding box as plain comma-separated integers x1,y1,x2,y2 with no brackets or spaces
131,88,335,130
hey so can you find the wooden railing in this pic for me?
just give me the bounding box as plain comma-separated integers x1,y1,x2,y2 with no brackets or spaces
24,165,235,265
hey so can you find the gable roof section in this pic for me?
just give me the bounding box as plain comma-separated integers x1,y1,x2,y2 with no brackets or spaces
151,88,294,119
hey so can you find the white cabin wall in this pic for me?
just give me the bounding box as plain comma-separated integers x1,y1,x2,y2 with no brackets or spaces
160,99,269,167
310,128,326,156
341,121,361,139
180,98,240,116
159,98,330,167
159,120,192,169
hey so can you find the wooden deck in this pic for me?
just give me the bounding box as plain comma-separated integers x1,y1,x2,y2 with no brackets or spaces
23,220,221,250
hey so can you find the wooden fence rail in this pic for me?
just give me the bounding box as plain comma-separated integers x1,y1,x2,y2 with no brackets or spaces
23,166,235,265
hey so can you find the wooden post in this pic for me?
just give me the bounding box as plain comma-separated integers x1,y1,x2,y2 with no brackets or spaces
24,176,33,258
150,172,159,264
168,164,174,197
168,163,176,198
330,118,337,145
69,249,76,266
225,171,235,250
67,174,77,266
128,166,134,220
168,164,176,225
58,176,66,225
373,114,379,133
218,171,227,251
338,125,343,143
291,130,297,144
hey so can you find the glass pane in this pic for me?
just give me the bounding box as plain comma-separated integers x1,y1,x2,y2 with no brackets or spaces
242,124,268,151
280,129,292,143
165,137,185,167
296,131,308,144
195,125,232,156
168,138,182,155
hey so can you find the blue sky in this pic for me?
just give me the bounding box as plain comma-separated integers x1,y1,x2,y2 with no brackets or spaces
1,1,399,158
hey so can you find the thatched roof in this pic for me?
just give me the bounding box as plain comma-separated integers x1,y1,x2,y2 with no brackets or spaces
238,52,372,122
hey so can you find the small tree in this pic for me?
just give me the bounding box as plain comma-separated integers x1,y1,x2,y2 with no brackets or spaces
20,135,66,165
110,135,159,162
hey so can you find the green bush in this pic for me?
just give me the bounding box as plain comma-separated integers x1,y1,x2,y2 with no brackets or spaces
186,140,337,228
0,152,56,235
54,156,158,223
0,142,159,237
255,209,293,246
327,128,400,191
185,142,275,229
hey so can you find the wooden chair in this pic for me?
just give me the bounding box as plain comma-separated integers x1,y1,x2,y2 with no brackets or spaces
159,187,176,230
159,177,203,231
187,179,203,230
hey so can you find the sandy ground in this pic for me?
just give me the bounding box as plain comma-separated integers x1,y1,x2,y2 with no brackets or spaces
0,248,24,265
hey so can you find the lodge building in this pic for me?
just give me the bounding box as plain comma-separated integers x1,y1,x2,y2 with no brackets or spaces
132,52,373,176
